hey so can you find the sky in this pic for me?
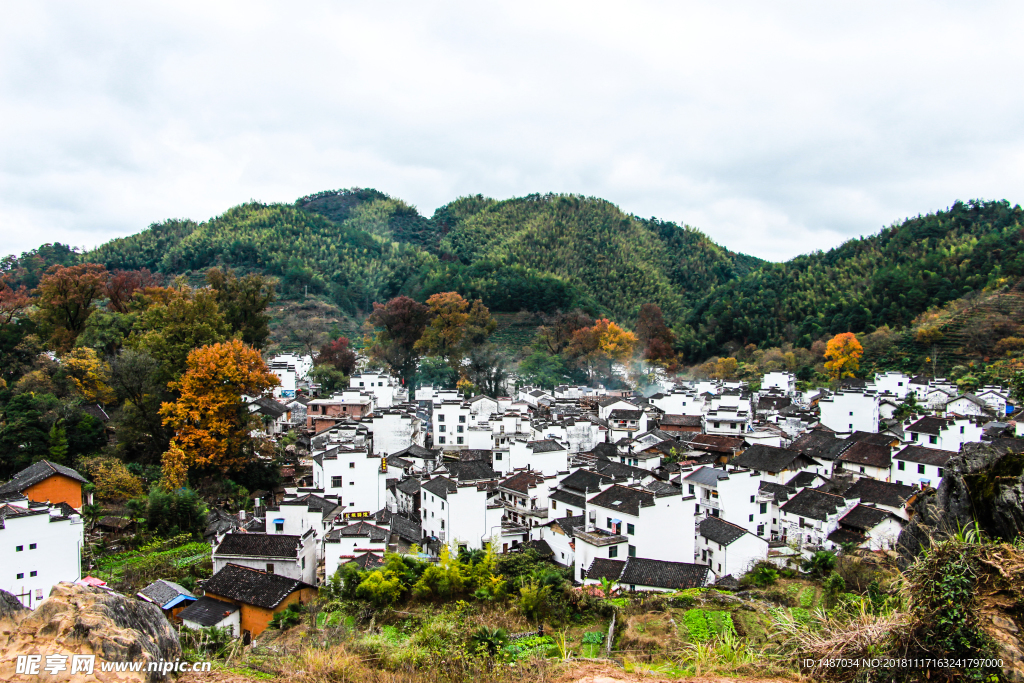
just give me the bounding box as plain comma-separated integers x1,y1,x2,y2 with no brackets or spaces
1,2,1023,262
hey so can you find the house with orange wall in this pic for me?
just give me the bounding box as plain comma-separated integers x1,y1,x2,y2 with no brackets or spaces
0,460,91,510
189,563,316,640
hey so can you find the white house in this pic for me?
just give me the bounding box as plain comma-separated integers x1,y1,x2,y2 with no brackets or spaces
891,445,955,488
835,441,893,482
842,478,916,521
213,530,318,585
828,504,903,551
267,493,342,544
762,371,797,395
584,484,695,568
943,394,994,418
872,371,911,399
818,390,880,434
583,556,709,592
904,415,983,452
268,354,313,398
778,489,857,559
976,386,1011,416
1,500,84,608
312,445,389,516
507,439,569,476
496,470,554,530
368,410,425,456
350,372,406,409
696,516,769,580
703,407,751,436
420,475,503,553
536,514,586,567
322,521,390,579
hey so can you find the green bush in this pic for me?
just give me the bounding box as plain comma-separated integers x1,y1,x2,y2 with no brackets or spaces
740,562,778,588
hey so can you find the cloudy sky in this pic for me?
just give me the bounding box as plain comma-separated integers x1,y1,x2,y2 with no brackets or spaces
1,2,1022,261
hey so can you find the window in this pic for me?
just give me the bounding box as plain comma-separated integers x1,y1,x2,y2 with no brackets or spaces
332,476,343,488
749,514,754,522
627,523,635,535
349,502,354,507
379,382,383,386
688,484,694,494
938,468,944,477
35,589,43,600
849,424,853,430
438,414,445,421
457,437,464,445
457,425,464,433
607,517,613,529
759,502,767,514
15,545,22,552
749,495,755,503
441,520,445,530
898,461,905,471
439,425,446,432
350,481,354,485
359,382,364,387
438,437,446,444
441,502,444,510
495,453,502,460
349,462,355,468
714,422,720,429
849,411,853,416
918,464,925,474
301,558,306,569
266,564,275,573
17,573,23,579
757,524,765,536
628,545,636,557
609,546,618,558
929,435,938,444
275,521,284,532
29,543,36,550
459,415,465,423
960,426,965,434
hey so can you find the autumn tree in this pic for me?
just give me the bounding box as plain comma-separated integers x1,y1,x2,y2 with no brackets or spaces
82,456,145,502
287,313,330,356
0,274,32,330
636,303,676,366
206,268,275,348
363,295,429,384
566,319,638,379
33,263,109,352
62,347,116,404
130,283,230,384
108,348,170,465
415,292,496,371
105,268,161,314
319,336,358,375
824,332,863,380
159,339,278,486
535,309,593,355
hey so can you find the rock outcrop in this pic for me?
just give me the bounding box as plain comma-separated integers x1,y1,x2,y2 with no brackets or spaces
898,442,1024,566
0,589,29,621
0,583,181,682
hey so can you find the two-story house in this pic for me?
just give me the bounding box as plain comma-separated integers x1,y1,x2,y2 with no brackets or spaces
1,499,84,608
213,531,318,585
696,516,769,580
891,445,956,488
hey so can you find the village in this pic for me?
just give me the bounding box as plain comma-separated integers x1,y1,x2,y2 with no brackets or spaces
2,349,1018,646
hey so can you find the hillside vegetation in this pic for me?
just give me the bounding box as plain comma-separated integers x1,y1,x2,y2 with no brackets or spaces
6,191,1023,362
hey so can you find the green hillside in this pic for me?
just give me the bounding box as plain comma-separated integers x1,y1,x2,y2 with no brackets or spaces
6,192,1023,361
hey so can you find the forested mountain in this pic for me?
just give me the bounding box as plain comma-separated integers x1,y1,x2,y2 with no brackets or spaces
681,200,1024,357
6,192,1022,361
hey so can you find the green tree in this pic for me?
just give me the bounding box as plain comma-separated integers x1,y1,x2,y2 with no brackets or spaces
363,296,429,384
33,263,109,352
145,487,208,538
47,422,69,464
206,268,275,349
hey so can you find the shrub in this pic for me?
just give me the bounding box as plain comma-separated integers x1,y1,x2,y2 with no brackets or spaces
355,570,403,607
740,562,778,588
470,626,509,655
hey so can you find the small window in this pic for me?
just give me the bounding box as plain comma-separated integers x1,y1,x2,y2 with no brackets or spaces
960,426,965,434
350,481,355,485
627,523,635,535
628,545,636,557
459,415,466,423
266,564,275,573
759,502,767,514
332,476,343,488
849,411,853,416
35,589,43,600
275,521,284,532
16,573,23,579
749,495,755,503
898,461,905,471
607,517,613,529
349,462,355,468
15,545,22,552
301,558,306,569
749,514,754,522
688,484,694,494
495,453,502,460
441,502,444,510
439,425,446,433
438,414,445,421
918,464,925,474
440,520,445,530
609,546,618,558
438,437,446,444
457,425,464,433
860,467,865,473
457,437,464,445
757,524,765,535
938,467,944,477
29,543,36,550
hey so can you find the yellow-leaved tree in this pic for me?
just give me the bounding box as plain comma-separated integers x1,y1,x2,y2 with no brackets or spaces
63,347,116,404
824,332,863,379
159,339,278,487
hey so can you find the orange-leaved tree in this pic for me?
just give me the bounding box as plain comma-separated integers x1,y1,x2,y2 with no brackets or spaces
33,263,109,352
824,332,863,379
414,292,496,370
567,319,638,379
159,339,278,488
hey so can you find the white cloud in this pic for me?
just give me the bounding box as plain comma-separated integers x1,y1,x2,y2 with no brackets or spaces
1,1,1022,261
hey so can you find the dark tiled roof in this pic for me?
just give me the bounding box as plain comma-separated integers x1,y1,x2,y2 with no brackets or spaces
280,494,336,511
548,514,587,537
905,416,952,436
346,552,387,570
731,445,818,472
660,414,702,427
843,478,915,509
786,471,819,488
443,460,497,482
844,431,899,447
389,514,421,543
521,539,554,556
499,471,547,494
0,460,88,495
392,444,439,460
138,579,195,606
894,445,956,466
202,564,312,609
177,596,238,627
593,459,650,480
687,434,745,453
827,528,866,545
215,533,301,559
757,396,792,411
550,489,586,509
839,504,895,531
699,517,749,546
683,466,730,487
619,557,710,590
608,409,643,420
326,522,389,542
530,439,566,453
789,430,847,461
558,469,613,493
387,455,414,468
781,488,848,522
82,404,111,422
458,449,493,462
422,476,457,500
586,557,626,581
587,485,655,516
838,441,892,468
396,478,421,495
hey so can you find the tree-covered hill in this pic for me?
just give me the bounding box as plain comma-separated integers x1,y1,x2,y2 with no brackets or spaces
680,200,1024,357
6,192,1022,361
